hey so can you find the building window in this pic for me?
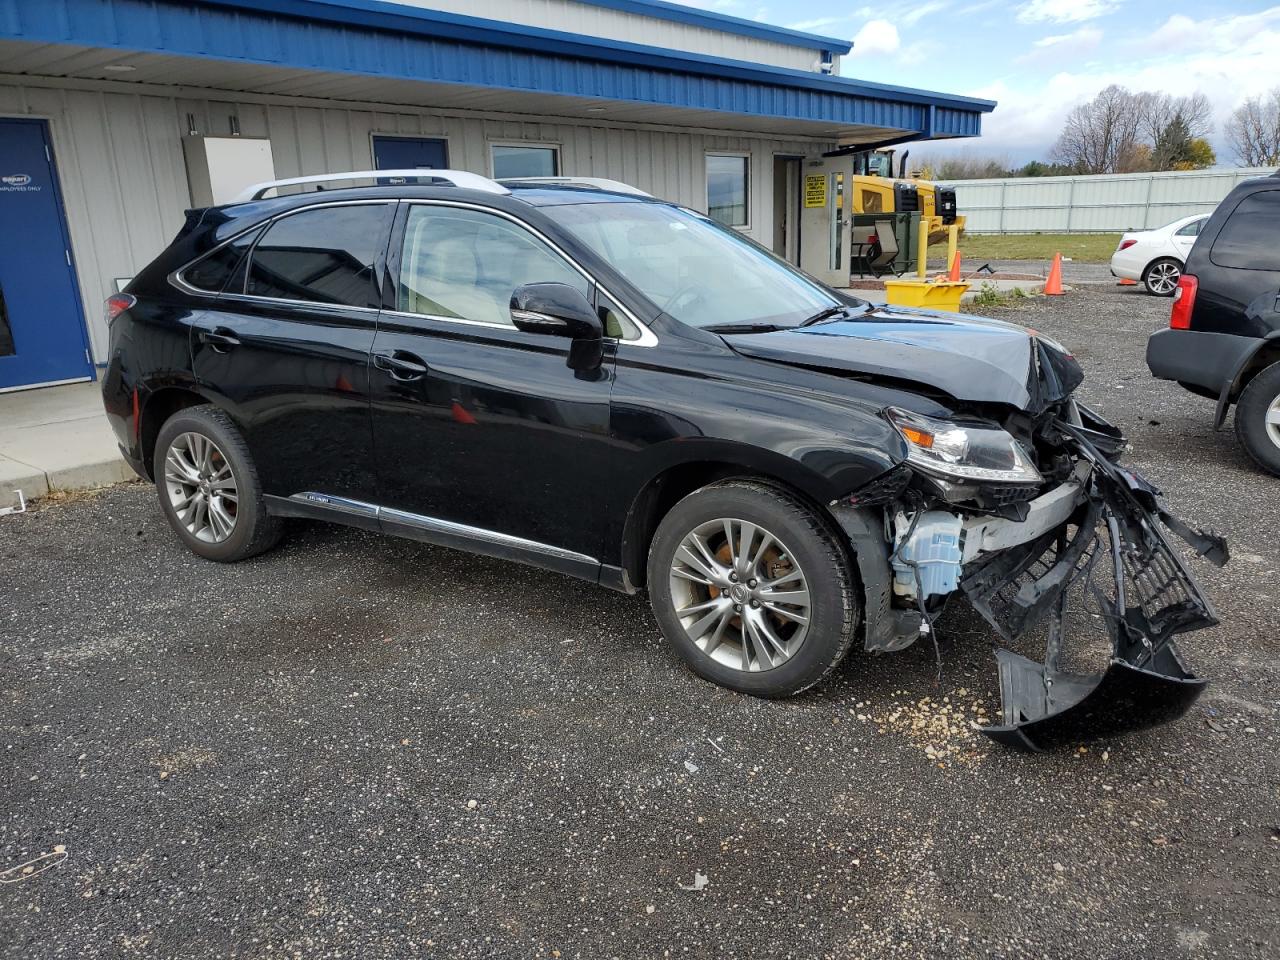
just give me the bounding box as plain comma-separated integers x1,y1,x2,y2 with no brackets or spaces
707,154,749,228
491,144,560,179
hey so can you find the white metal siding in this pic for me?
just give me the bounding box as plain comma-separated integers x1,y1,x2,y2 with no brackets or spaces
956,168,1277,234
0,79,830,361
390,0,834,72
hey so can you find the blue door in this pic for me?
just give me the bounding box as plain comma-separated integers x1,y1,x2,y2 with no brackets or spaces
0,119,94,391
371,136,448,184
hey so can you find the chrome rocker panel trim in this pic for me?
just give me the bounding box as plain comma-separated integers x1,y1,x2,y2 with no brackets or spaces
265,492,603,584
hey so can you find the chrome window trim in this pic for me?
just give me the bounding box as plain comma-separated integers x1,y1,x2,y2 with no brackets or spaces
397,199,659,348
287,493,597,566
170,199,396,309
380,309,510,331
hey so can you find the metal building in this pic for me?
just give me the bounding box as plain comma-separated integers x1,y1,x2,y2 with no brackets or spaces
0,0,994,392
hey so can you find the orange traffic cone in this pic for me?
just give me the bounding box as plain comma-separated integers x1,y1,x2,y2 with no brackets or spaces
1044,253,1065,296
1118,277,1137,286
948,251,961,282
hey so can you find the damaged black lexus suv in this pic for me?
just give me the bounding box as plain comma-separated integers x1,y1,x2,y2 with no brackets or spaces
102,171,1228,750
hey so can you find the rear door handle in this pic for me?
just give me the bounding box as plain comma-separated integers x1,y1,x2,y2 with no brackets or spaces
199,328,240,353
373,350,428,381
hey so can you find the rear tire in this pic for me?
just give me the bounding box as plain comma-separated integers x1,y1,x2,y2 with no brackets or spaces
1234,362,1280,477
1143,257,1181,297
154,405,283,562
646,479,858,698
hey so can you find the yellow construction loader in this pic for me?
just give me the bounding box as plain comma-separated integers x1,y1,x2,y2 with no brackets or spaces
851,149,963,244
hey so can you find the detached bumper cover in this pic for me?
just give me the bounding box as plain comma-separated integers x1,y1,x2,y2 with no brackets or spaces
960,421,1228,751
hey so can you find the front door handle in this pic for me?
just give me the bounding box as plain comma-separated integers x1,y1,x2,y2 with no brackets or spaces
373,350,428,381
199,328,240,353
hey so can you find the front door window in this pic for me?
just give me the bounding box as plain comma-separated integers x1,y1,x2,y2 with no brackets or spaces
397,205,588,326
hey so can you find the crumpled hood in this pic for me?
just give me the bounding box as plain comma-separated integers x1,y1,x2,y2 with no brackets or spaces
722,306,1084,413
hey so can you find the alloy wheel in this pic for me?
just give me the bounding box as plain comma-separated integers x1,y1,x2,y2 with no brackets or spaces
667,517,811,672
1147,261,1180,295
164,432,239,543
1266,395,1280,451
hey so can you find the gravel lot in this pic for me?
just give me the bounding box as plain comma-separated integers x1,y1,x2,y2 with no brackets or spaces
2,284,1277,959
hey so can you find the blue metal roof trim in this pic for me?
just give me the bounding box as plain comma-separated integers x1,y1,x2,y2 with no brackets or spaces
0,0,993,137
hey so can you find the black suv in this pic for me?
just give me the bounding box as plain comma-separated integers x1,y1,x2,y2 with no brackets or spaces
1146,171,1280,474
103,170,1226,750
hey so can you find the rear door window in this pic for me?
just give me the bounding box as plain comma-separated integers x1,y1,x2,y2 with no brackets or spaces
1175,218,1204,237
1210,190,1280,271
246,203,393,307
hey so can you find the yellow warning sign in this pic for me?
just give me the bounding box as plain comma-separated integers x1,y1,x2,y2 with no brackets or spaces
804,175,827,208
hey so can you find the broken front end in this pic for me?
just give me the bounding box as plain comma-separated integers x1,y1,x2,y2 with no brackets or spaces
834,399,1228,752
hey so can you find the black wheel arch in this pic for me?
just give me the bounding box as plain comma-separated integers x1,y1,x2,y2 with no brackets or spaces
1214,333,1280,429
617,443,873,590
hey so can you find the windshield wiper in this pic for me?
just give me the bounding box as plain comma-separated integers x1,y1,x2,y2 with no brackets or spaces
702,322,789,334
798,302,869,327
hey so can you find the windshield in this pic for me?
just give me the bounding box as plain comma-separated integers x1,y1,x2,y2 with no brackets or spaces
542,201,840,329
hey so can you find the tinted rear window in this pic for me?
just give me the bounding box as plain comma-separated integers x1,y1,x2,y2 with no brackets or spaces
184,227,262,293
246,203,393,307
1210,190,1280,271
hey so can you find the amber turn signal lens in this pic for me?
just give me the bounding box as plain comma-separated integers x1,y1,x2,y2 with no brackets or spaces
900,425,934,448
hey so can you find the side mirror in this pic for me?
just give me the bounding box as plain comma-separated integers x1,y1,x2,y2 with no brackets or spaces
510,283,603,340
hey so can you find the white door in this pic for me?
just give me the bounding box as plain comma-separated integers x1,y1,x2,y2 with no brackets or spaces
1170,217,1204,261
798,157,852,287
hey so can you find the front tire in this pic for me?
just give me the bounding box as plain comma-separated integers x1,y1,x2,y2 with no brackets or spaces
154,405,282,562
646,479,858,698
1234,362,1280,477
1143,257,1181,297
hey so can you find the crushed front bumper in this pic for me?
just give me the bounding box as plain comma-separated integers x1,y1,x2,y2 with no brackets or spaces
836,418,1228,751
959,422,1227,750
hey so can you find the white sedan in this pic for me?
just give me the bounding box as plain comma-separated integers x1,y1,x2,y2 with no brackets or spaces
1110,214,1207,296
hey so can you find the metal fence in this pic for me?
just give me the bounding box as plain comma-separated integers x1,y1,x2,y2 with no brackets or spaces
954,167,1277,234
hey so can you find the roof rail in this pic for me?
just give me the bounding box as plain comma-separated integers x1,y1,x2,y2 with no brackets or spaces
497,176,652,198
234,169,510,202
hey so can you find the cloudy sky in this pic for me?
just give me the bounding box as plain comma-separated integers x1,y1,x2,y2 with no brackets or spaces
672,1,1280,165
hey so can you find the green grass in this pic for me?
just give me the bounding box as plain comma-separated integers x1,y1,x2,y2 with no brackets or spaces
929,232,1121,263
966,282,1032,311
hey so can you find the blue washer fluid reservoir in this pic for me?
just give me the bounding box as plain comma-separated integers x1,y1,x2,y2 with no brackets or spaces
891,511,965,601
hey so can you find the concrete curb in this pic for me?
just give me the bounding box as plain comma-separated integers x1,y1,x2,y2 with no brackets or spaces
0,453,135,509
0,381,138,510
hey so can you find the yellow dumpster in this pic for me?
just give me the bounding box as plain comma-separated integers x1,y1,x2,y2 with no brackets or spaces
882,279,971,313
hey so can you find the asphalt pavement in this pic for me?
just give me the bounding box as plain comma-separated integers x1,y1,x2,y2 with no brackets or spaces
2,284,1277,958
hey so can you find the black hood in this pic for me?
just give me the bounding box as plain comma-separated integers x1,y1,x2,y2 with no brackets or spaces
723,306,1084,413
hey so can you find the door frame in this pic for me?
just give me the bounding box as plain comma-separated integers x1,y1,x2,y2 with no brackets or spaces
368,132,452,170
772,152,804,266
0,114,96,390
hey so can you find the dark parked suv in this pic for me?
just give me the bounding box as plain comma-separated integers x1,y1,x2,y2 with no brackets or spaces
1146,171,1280,474
103,170,1226,750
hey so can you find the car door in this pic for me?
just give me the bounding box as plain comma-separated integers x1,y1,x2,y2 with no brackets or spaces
369,201,615,568
190,201,395,502
1170,217,1203,261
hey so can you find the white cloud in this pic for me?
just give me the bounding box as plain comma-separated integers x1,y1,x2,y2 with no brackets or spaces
1016,0,1120,25
932,7,1280,163
850,18,901,56
1033,26,1103,49
900,2,951,28
1015,24,1103,62
786,16,846,32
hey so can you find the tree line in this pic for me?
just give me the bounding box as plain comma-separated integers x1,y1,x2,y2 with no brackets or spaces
913,85,1280,180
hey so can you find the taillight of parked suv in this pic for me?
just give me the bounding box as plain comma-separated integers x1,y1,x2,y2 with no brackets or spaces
1169,275,1197,329
104,293,135,326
